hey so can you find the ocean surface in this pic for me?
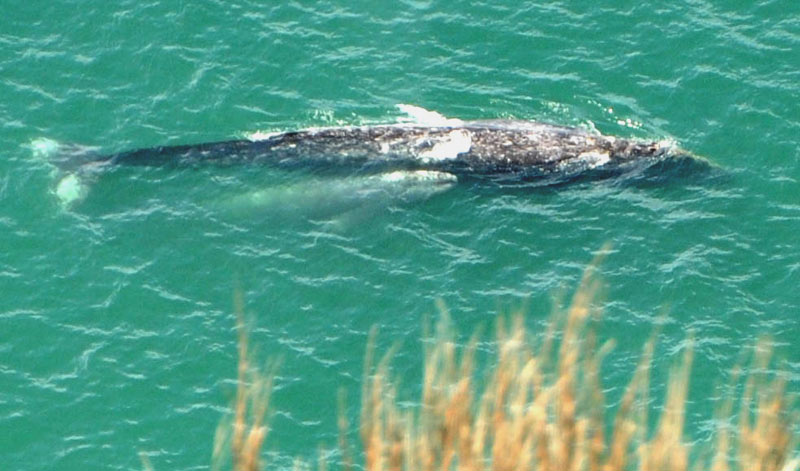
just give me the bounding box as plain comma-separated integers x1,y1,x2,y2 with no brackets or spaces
2,1,799,469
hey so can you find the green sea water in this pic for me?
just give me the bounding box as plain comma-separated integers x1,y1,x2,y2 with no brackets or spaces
2,1,799,469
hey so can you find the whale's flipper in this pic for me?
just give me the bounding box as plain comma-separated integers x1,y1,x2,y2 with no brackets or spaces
53,172,89,206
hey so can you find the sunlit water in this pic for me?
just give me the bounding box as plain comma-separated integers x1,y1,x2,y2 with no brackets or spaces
2,1,799,470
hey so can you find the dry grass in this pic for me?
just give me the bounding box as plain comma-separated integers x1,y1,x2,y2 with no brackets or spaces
212,260,796,471
213,291,276,471
359,260,797,471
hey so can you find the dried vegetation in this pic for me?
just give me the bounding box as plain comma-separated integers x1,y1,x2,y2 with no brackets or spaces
216,262,796,471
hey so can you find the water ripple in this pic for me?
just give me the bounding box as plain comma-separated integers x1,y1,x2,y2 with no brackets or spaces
2,1,800,469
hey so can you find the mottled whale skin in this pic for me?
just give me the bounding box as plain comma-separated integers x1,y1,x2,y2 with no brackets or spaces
40,106,691,206
94,120,674,180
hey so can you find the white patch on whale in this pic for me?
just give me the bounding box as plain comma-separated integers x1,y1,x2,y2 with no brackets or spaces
419,130,472,161
377,170,458,184
656,139,676,153
577,150,611,168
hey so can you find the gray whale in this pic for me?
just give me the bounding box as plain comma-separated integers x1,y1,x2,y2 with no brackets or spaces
37,106,689,205
68,121,678,179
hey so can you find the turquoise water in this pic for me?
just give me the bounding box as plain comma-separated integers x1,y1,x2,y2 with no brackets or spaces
2,1,799,469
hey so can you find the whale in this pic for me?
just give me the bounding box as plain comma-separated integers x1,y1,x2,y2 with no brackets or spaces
217,169,457,226
33,105,690,207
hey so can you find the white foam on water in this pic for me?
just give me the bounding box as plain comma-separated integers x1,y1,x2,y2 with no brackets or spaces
247,131,281,141
396,104,463,127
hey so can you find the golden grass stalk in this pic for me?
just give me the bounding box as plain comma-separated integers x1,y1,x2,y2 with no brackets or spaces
209,258,795,471
359,259,796,471
213,292,275,471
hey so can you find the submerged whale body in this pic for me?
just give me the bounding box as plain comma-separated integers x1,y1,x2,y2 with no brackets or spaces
38,106,693,206
219,170,457,223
